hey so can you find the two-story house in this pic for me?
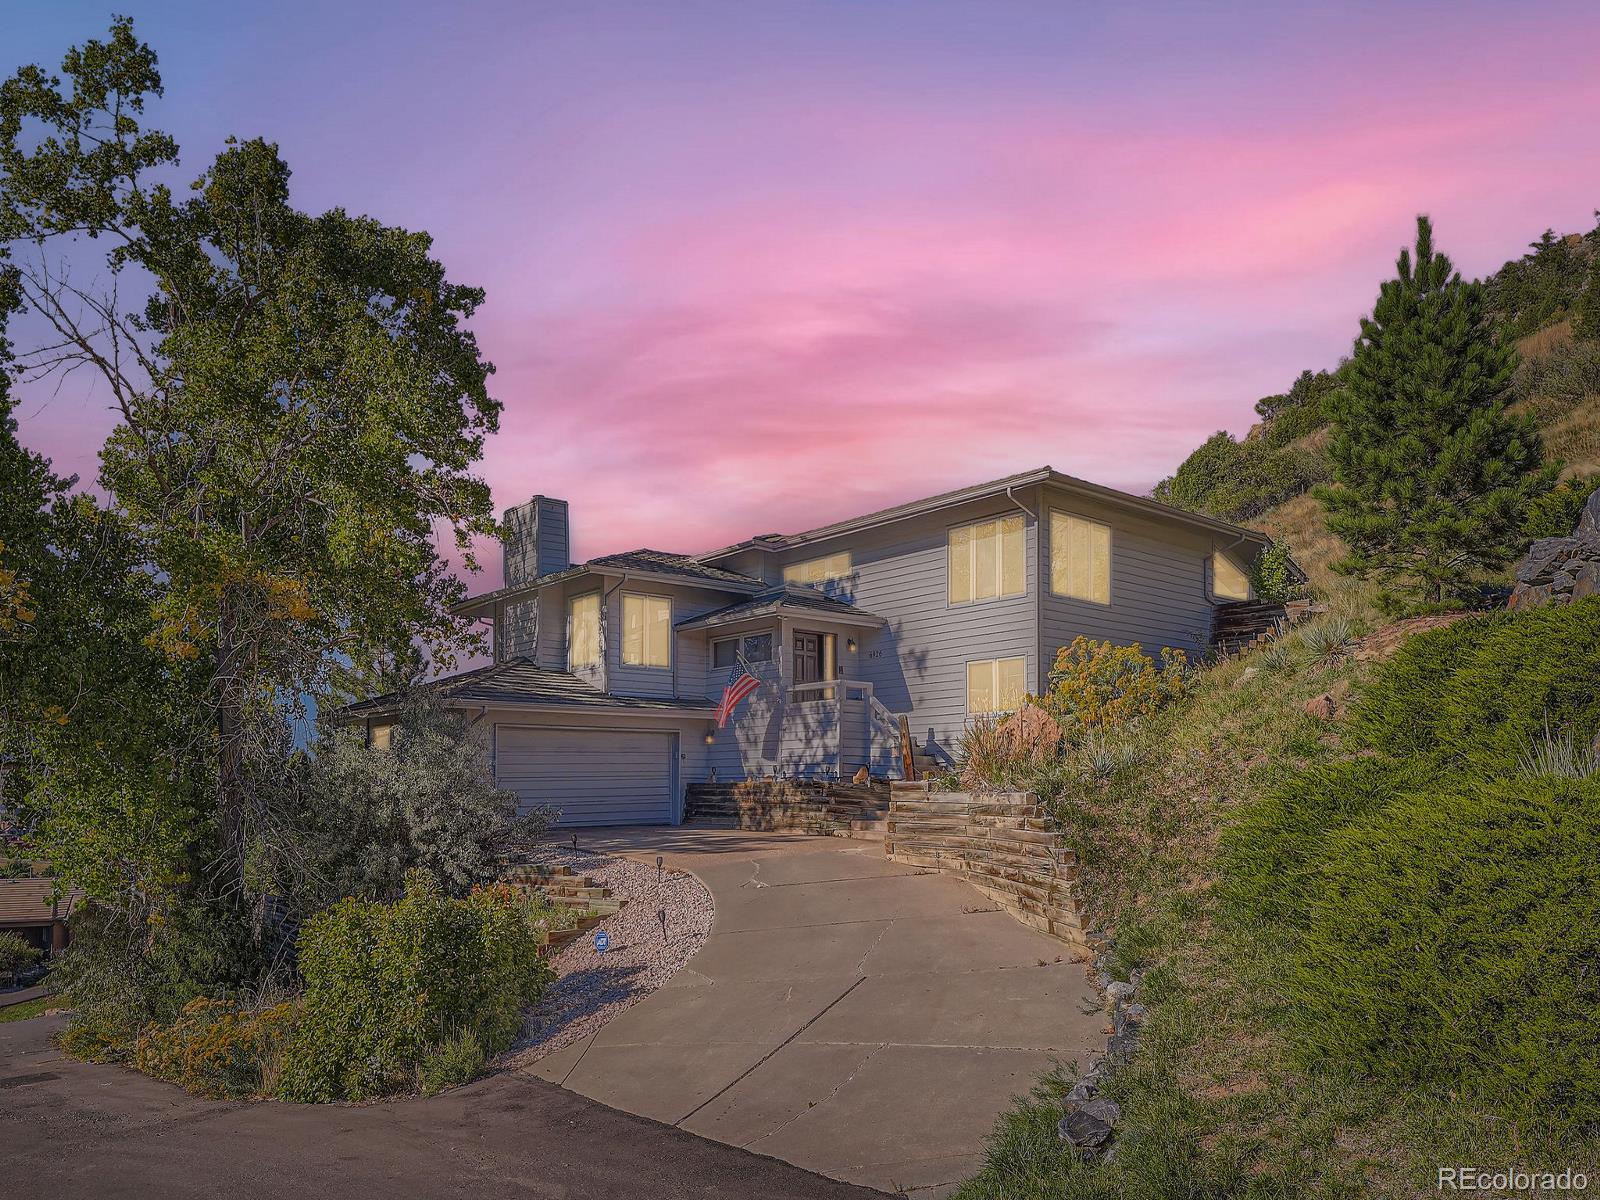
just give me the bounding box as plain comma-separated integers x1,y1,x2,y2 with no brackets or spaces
349,466,1276,826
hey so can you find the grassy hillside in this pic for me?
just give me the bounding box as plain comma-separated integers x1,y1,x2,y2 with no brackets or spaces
957,601,1600,1198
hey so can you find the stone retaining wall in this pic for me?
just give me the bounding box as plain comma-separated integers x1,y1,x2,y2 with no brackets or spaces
885,782,1092,949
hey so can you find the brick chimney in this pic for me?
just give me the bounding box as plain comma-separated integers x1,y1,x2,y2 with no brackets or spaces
503,496,571,587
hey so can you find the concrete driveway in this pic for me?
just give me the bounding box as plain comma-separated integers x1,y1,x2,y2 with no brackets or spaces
529,828,1104,1197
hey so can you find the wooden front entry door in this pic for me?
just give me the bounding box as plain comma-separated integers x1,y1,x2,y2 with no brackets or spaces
793,632,822,684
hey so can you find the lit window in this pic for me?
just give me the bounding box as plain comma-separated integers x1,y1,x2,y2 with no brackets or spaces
622,594,672,667
784,551,852,585
1212,553,1251,601
949,515,1025,604
1050,512,1111,605
966,657,1027,714
568,592,600,669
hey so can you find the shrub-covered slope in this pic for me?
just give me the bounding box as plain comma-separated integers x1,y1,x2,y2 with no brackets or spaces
956,601,1600,1199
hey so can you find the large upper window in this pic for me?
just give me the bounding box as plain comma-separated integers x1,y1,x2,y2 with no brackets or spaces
1212,552,1251,601
949,515,1025,605
621,594,672,667
567,592,601,669
1050,512,1111,605
967,657,1027,715
784,551,852,585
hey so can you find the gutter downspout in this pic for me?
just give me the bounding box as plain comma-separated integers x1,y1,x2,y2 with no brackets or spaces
601,571,631,694
1006,483,1045,697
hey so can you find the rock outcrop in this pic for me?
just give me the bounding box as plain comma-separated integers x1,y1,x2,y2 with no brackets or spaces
1508,488,1600,610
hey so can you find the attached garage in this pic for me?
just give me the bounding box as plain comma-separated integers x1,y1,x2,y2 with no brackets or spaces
495,725,678,827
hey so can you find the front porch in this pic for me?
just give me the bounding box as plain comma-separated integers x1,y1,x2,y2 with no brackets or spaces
680,585,908,783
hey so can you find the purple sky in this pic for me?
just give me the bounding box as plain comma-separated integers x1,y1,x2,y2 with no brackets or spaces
9,2,1600,568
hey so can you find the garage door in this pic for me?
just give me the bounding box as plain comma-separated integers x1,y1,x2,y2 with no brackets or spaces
495,726,676,827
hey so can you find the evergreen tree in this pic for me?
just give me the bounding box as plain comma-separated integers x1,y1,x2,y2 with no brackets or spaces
1572,244,1600,342
1318,216,1556,604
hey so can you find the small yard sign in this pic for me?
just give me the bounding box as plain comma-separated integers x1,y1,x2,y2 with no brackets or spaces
593,929,611,953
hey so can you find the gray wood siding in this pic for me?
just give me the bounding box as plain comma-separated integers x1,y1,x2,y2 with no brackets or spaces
605,582,730,699
1038,484,1219,685
773,494,1040,763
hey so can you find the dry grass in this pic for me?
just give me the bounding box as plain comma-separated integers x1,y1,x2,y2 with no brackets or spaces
1252,492,1345,589
1515,317,1574,361
1544,393,1600,478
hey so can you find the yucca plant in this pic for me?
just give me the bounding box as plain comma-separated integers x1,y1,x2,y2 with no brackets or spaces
1300,617,1356,667
1078,731,1145,780
1517,720,1600,779
1256,637,1300,672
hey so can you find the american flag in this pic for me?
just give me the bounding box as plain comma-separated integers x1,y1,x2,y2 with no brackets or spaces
714,655,762,729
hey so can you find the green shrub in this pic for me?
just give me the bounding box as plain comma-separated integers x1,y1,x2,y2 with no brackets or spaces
0,930,41,976
277,870,552,1102
1288,776,1600,1116
1248,542,1299,604
133,997,297,1099
1222,757,1440,933
53,901,269,1062
307,692,556,904
1354,600,1600,771
1522,473,1599,539
418,1029,487,1095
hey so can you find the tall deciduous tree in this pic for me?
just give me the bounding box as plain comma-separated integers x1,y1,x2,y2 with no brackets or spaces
1,19,500,914
1317,216,1556,603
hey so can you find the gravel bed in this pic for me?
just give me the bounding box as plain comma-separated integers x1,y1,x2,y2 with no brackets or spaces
507,846,715,1063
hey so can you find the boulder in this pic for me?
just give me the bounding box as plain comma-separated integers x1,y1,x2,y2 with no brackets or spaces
1511,487,1600,609
1304,693,1339,720
1579,489,1600,541
1056,1097,1121,1150
1516,537,1573,584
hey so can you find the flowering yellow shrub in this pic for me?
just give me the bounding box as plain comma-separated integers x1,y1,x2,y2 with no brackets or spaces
134,997,298,1099
1039,636,1189,729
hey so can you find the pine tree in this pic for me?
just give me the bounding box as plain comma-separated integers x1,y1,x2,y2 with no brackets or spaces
1572,242,1600,342
1318,215,1556,604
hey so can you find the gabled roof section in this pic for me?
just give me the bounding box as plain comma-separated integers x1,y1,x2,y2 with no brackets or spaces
453,548,765,618
342,658,718,718
675,585,887,632
695,466,1274,561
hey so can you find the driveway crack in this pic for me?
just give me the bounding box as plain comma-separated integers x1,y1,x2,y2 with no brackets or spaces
674,975,867,1128
741,1040,888,1150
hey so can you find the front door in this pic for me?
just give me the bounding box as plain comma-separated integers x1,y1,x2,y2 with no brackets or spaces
793,632,822,684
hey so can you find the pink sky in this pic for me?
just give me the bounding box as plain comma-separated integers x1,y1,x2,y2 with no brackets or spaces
11,2,1600,577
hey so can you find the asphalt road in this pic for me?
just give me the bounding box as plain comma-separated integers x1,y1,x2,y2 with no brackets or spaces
0,1015,888,1200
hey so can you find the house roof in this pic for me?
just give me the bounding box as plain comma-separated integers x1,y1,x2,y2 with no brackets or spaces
453,549,765,618
0,878,82,928
695,466,1274,561
343,658,717,719
675,586,887,632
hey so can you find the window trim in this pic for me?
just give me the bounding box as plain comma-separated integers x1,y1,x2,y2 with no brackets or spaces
1209,550,1252,602
1048,508,1114,607
566,590,602,670
947,513,1027,607
965,654,1029,716
782,550,853,586
620,592,673,670
712,632,774,668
